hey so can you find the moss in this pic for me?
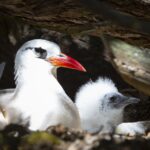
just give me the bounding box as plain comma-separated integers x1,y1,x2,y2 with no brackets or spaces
22,131,61,145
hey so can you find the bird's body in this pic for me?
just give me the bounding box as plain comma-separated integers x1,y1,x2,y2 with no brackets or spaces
0,39,85,130
6,68,80,130
75,78,140,133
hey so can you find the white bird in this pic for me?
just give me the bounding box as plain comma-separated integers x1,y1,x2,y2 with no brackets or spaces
0,39,86,131
75,77,140,134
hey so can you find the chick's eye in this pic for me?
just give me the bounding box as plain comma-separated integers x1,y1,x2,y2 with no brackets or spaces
110,96,116,102
34,47,47,59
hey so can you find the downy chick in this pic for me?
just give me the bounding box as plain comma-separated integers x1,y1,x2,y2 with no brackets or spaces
75,77,140,133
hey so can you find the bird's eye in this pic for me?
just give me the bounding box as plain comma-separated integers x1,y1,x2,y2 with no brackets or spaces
34,47,47,59
110,96,116,102
35,47,46,54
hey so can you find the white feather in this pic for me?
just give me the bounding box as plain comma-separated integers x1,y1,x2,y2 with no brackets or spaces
75,77,123,133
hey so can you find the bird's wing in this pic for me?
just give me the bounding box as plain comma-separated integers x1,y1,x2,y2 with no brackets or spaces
0,62,5,79
0,88,15,106
58,93,81,129
39,93,81,130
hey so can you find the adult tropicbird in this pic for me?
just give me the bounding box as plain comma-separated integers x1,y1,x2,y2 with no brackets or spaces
75,77,140,134
0,39,86,131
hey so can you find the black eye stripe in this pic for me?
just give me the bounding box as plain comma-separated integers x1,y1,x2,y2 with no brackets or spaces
35,47,47,59
24,47,46,53
24,47,47,59
35,47,46,54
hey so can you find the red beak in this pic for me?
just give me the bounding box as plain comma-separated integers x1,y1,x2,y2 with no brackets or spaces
48,53,86,72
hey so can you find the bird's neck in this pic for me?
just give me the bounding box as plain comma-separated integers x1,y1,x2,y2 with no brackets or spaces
99,108,123,125
15,62,64,98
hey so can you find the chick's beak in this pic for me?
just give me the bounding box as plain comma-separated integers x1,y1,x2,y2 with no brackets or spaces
48,53,86,72
115,95,140,108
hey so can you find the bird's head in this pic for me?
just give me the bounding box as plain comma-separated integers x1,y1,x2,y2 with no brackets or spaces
103,92,140,109
76,77,140,114
15,39,86,81
96,78,140,110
